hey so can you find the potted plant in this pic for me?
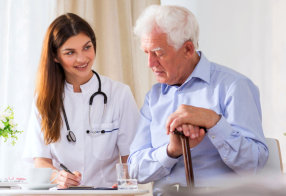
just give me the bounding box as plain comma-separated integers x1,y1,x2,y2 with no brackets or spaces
0,106,22,145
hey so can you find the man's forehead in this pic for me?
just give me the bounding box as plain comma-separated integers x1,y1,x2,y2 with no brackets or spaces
141,34,168,51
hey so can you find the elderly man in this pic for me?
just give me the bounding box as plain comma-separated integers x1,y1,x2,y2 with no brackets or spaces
128,5,268,195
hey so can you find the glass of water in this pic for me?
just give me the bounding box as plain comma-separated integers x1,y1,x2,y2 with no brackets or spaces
116,163,138,190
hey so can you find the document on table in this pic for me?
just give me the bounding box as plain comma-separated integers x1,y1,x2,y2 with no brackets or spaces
58,186,117,190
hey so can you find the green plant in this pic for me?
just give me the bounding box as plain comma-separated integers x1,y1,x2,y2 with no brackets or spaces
0,106,22,145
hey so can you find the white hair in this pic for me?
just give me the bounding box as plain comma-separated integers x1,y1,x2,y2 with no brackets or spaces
134,5,199,50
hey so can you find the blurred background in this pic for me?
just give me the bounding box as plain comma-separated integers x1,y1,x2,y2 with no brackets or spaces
0,0,285,187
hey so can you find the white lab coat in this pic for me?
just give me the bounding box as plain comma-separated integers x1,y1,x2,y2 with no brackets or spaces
23,74,139,187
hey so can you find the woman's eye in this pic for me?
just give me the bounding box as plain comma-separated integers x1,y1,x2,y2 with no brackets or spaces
84,45,92,50
65,51,74,55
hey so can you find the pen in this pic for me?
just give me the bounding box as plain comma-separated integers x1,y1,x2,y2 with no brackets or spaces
60,163,74,175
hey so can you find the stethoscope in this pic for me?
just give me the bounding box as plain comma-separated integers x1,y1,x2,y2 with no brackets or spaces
62,70,110,143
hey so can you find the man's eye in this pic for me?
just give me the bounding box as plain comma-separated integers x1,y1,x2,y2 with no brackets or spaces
155,51,164,57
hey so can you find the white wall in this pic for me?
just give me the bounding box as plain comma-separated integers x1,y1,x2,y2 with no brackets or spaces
162,0,286,167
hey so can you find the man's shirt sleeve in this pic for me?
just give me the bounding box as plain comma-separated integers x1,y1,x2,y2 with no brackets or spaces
207,78,268,174
128,92,178,183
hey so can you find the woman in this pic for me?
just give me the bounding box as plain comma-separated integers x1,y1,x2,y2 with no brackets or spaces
23,13,139,188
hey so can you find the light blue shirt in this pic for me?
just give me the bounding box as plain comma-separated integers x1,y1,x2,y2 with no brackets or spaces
128,52,268,194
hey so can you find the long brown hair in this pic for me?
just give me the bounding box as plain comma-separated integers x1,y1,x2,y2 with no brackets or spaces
36,13,96,144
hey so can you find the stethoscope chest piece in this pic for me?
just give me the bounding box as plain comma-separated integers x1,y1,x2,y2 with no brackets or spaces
67,130,76,142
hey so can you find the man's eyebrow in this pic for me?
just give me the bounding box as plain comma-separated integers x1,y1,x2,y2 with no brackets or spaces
151,47,163,52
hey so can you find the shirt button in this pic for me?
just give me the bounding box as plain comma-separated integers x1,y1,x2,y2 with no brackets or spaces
211,135,215,139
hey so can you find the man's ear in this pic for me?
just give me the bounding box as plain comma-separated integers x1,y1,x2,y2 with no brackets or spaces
184,41,195,58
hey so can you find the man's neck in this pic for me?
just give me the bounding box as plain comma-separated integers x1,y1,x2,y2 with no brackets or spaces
189,52,200,74
176,52,201,86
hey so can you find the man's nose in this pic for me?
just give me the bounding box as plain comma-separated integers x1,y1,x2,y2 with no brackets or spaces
148,53,158,68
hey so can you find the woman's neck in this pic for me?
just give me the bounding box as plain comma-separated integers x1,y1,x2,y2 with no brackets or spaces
73,85,82,92
65,71,93,93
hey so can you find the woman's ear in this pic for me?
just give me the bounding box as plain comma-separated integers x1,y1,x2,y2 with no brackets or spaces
54,57,60,63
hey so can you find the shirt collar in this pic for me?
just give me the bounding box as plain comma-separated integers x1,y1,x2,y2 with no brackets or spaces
161,51,211,94
65,73,97,93
188,51,211,84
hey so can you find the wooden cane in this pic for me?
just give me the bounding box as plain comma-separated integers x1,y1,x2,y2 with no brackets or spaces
174,129,194,191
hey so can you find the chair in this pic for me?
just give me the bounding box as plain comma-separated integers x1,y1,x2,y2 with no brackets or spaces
259,138,283,174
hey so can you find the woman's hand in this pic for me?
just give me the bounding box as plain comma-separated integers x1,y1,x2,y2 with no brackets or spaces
34,157,82,188
112,183,118,189
56,170,82,189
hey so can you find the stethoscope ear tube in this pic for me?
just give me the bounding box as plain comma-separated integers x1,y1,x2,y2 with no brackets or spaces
90,70,107,105
62,106,76,143
89,92,107,105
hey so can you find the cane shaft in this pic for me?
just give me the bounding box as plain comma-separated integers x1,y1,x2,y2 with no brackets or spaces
180,135,194,190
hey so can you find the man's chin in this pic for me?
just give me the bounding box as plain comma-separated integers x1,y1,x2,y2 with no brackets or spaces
156,77,167,84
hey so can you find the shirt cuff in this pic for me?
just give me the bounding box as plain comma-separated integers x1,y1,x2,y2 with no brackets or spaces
207,116,233,147
154,144,179,169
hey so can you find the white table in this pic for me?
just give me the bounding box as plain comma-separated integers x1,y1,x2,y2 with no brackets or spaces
0,189,149,196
